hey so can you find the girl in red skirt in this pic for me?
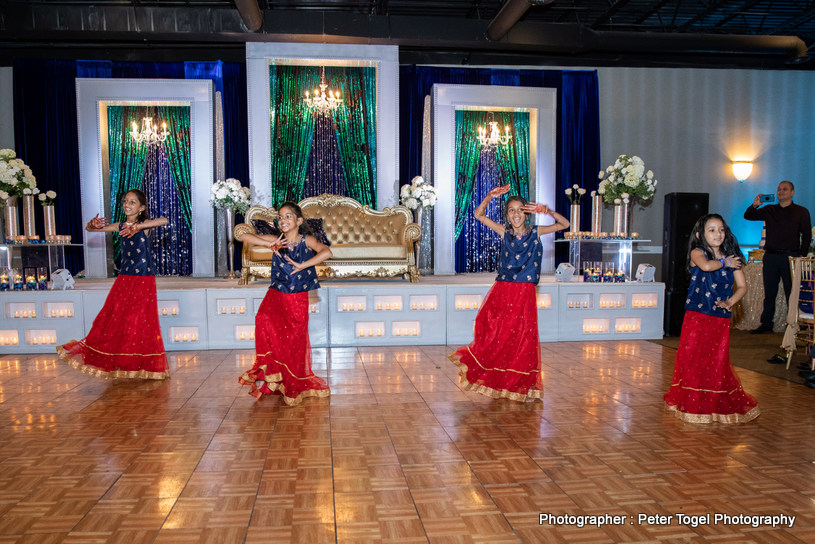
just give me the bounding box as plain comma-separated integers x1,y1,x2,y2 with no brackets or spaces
448,184,570,401
238,201,332,406
664,213,759,423
58,189,170,380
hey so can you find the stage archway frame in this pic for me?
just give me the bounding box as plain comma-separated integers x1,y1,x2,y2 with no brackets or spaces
431,84,557,276
75,78,215,278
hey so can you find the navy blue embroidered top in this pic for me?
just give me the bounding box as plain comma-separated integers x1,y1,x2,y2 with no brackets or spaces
270,236,321,293
119,223,154,276
495,229,543,285
685,264,734,317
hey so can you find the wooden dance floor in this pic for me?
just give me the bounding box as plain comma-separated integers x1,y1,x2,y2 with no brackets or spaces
1,339,814,543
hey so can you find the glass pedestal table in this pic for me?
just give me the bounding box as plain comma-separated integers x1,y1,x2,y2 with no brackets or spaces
0,243,83,280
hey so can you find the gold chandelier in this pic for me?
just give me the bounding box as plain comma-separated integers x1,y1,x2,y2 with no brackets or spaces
477,114,512,149
304,67,342,114
129,117,169,144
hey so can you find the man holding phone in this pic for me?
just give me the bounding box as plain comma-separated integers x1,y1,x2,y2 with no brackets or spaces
744,180,812,334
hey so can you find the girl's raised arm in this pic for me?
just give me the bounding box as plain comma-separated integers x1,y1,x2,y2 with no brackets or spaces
85,214,118,233
474,184,510,236
522,203,570,236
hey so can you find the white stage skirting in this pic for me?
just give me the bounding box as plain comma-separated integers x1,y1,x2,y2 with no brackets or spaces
0,274,665,353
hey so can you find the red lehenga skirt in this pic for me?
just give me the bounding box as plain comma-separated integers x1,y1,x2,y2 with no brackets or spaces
448,281,543,402
238,288,330,406
57,275,169,380
664,310,759,424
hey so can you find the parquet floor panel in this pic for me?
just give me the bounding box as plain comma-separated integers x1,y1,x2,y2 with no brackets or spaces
1,338,814,543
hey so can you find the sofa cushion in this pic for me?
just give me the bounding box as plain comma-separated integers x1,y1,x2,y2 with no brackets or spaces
304,208,406,245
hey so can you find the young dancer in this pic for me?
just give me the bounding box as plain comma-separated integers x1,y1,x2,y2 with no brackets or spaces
58,189,170,379
238,201,332,406
448,184,569,401
664,214,760,423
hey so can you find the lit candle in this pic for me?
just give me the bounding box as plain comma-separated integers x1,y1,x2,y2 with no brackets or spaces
582,301,588,308
239,307,245,314
182,334,189,342
377,330,383,336
568,301,574,308
464,302,470,310
32,337,38,345
230,307,236,314
367,329,373,337
358,329,364,337
51,310,56,317
221,307,227,314
250,331,255,339
378,304,383,310
240,332,246,340
357,303,363,311
385,304,390,310
67,310,73,317
430,303,436,310
411,303,417,310
12,337,18,345
420,303,425,310
191,334,197,341
14,311,20,318
171,308,178,315
31,310,36,318
456,302,462,310
50,336,56,344
395,329,401,336
395,304,401,310
342,304,348,311
22,310,29,318
162,308,168,315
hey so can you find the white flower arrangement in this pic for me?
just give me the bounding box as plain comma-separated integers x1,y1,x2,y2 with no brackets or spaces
38,190,57,206
210,178,251,215
565,184,587,205
0,148,37,202
399,176,438,211
597,154,657,205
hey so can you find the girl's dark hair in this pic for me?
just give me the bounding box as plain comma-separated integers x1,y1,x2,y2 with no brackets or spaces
278,201,313,236
686,213,744,271
125,189,150,223
504,195,530,229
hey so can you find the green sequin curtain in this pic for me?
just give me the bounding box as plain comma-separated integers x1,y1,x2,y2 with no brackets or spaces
494,111,529,201
454,110,485,240
269,65,377,207
107,106,148,262
330,66,377,207
454,110,530,239
269,65,318,206
158,105,192,227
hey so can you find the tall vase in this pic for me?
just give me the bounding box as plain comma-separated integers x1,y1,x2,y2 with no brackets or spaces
590,195,603,234
613,201,631,235
22,195,36,239
225,206,236,279
414,206,433,275
43,205,56,240
569,203,581,233
2,196,18,241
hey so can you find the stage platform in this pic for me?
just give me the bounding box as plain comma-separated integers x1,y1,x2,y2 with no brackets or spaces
0,274,665,353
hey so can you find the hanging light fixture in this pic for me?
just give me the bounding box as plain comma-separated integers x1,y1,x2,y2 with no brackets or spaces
477,113,512,150
130,117,169,144
304,67,342,115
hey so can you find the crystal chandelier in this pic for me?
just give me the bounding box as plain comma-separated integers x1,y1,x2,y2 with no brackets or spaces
477,114,512,149
304,67,342,114
130,117,169,144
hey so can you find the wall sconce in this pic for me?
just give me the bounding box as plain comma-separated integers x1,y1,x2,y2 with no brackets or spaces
732,161,753,183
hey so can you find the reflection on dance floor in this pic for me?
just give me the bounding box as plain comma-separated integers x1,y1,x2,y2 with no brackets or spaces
0,340,812,542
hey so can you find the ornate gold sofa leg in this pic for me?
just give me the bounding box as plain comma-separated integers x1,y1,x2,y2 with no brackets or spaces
408,265,419,283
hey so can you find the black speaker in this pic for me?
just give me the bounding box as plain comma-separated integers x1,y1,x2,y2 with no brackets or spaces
662,192,708,336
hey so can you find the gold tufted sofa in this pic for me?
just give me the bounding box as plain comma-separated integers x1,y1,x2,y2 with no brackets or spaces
234,194,422,284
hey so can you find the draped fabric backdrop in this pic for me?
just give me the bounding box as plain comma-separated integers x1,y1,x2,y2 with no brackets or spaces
107,105,192,275
399,66,600,271
12,59,249,276
269,65,377,208
454,111,530,273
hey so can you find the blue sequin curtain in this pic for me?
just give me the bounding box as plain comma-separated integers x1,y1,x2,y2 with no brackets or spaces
107,105,192,276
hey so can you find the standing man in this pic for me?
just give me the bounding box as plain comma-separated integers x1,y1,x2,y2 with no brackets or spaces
744,180,811,333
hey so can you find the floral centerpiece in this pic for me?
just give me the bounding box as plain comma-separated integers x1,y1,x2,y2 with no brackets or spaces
565,184,586,204
210,178,251,215
38,190,57,206
597,154,657,205
0,148,37,202
399,176,437,210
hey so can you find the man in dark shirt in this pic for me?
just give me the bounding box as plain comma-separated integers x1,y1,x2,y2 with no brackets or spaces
744,180,812,333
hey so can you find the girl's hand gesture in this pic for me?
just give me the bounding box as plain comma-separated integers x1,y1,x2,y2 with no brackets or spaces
86,214,108,231
120,222,140,238
522,203,552,216
724,255,744,270
286,255,306,274
715,298,736,311
269,234,285,252
488,184,511,198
